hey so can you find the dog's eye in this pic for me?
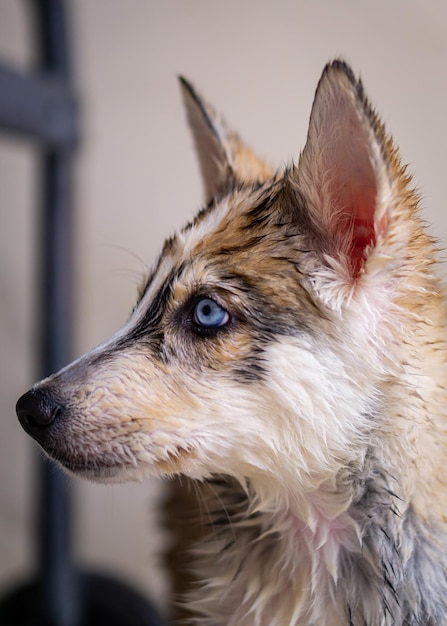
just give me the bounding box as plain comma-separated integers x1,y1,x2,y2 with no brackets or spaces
193,298,229,329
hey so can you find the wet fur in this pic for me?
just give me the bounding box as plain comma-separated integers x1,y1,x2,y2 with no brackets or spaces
17,61,447,625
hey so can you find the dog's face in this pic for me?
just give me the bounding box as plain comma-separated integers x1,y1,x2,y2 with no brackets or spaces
16,62,430,501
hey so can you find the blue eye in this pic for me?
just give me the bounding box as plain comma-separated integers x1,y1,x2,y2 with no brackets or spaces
193,298,229,329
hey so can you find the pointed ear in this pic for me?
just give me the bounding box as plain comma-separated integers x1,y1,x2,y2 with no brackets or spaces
294,60,395,282
179,77,233,203
179,77,273,203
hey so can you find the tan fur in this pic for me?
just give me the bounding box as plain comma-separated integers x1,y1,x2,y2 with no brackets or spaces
17,61,447,625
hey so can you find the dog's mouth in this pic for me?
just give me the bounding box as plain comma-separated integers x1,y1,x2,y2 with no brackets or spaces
40,438,201,483
38,445,130,482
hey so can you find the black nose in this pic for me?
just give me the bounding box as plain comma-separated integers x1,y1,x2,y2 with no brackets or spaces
16,387,63,442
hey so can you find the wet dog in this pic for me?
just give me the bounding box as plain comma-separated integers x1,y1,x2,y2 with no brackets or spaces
17,61,447,625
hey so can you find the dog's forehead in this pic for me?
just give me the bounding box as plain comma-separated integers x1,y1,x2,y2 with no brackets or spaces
142,180,286,299
180,178,291,258
145,196,235,297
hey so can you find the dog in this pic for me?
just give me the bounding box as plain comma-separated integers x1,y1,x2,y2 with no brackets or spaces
17,60,447,625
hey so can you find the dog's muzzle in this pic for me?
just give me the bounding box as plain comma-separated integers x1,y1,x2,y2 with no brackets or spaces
16,387,64,445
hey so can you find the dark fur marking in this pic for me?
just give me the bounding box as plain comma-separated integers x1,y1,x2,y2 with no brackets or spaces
240,177,315,242
118,267,184,354
220,271,316,343
342,457,447,625
347,606,354,626
136,233,180,304
231,345,267,383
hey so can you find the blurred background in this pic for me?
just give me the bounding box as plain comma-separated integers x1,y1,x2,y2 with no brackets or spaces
1,0,446,617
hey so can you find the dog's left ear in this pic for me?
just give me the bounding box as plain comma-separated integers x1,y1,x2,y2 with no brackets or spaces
293,61,402,298
180,77,272,203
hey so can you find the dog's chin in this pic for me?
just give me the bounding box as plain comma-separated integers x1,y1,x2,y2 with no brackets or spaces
41,444,203,484
39,449,144,484
41,434,209,483
64,463,141,484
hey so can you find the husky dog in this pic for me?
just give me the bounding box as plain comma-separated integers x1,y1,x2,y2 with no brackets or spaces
17,61,447,625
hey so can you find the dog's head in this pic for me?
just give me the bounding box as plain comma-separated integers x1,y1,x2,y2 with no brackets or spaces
16,61,437,506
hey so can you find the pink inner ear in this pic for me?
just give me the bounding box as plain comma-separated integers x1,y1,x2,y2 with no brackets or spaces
327,162,377,277
351,217,376,276
345,185,377,277
351,208,388,277
325,120,379,277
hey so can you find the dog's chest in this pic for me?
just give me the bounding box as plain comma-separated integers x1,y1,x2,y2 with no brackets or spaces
190,503,359,625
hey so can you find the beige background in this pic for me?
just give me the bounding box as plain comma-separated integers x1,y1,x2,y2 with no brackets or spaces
1,0,446,616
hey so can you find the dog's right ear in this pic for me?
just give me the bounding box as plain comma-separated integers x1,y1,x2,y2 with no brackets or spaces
289,60,406,309
179,77,272,202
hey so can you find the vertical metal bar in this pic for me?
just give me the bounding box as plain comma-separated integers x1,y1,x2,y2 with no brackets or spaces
32,1,79,624
38,151,79,626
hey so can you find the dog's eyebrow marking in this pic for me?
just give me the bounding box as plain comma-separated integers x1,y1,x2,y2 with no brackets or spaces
136,235,178,304
118,265,184,349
